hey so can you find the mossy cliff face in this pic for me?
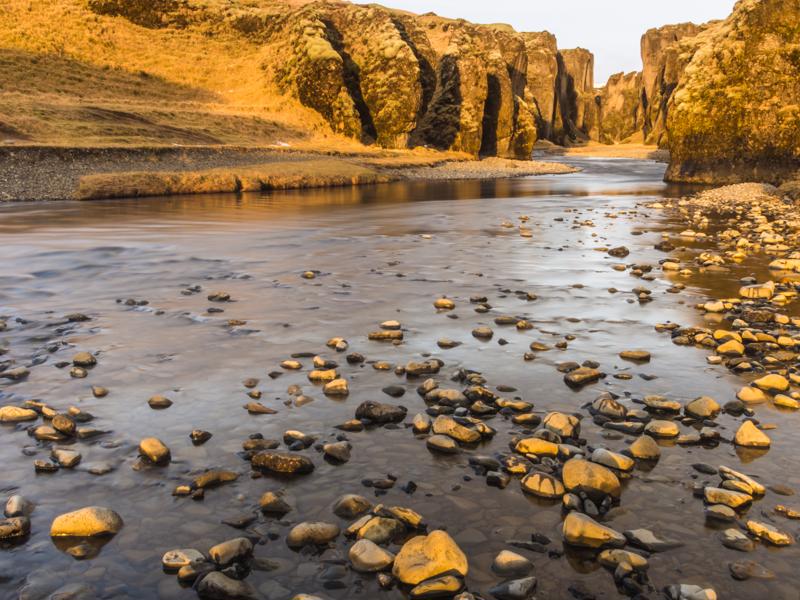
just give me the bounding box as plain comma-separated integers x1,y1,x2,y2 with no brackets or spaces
86,0,619,159
640,23,705,145
666,0,800,183
596,71,643,144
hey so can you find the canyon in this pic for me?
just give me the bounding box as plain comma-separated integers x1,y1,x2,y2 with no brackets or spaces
0,0,798,190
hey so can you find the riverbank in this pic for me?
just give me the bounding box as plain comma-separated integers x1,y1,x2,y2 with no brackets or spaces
0,145,579,202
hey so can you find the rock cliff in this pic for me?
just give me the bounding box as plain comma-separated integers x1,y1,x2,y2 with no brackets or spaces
85,0,606,158
665,0,800,183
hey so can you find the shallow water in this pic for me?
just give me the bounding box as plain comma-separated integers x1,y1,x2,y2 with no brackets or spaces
0,157,798,599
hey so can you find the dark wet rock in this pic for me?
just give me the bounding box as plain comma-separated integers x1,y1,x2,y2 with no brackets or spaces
251,451,314,475
259,491,292,515
333,494,372,519
191,429,213,445
196,571,257,600
720,528,756,552
355,401,407,424
383,385,406,398
0,516,30,540
323,441,352,463
409,574,465,598
193,470,238,489
209,537,253,566
52,414,77,436
729,559,775,580
5,494,33,518
489,576,537,600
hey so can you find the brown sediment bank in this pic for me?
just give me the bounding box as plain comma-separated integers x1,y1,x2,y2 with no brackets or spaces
0,145,578,202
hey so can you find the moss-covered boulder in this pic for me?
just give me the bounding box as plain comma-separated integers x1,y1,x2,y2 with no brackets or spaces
666,0,800,183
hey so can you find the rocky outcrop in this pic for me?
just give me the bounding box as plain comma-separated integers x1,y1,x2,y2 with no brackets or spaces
520,33,559,140
83,0,613,159
596,71,643,144
553,48,597,144
640,23,706,145
665,0,800,183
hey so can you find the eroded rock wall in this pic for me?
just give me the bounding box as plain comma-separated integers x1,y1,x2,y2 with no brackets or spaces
665,0,800,183
596,71,643,144
87,0,616,158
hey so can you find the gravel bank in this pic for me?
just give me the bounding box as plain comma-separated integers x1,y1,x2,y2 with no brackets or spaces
0,146,577,202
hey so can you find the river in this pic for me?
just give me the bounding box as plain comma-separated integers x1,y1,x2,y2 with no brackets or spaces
0,157,797,599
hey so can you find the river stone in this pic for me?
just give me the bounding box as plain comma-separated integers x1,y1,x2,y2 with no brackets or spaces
324,378,349,396
434,298,455,310
624,528,682,552
562,512,625,549
729,559,775,580
734,421,771,448
432,415,480,444
705,504,736,522
287,522,340,548
5,495,33,518
751,374,789,393
704,487,752,509
619,350,650,362
50,506,123,536
514,438,559,457
745,520,793,545
193,470,238,489
138,437,171,464
251,451,314,475
196,571,257,600
643,395,681,412
562,458,621,499
737,386,768,403
333,494,372,519
719,465,766,496
644,420,680,438
349,538,395,572
684,396,721,420
591,448,634,472
520,472,565,499
0,406,37,422
592,395,627,419
392,530,468,585
162,548,205,570
148,395,172,409
259,491,292,514
598,549,648,571
488,576,537,600
323,441,351,462
209,537,253,565
720,528,756,552
355,401,407,424
0,516,30,539
52,448,81,468
628,435,661,460
717,339,744,357
564,367,602,388
543,412,580,438
72,352,96,367
357,516,405,544
665,584,718,600
427,434,460,454
491,550,532,577
410,574,464,598
412,413,432,434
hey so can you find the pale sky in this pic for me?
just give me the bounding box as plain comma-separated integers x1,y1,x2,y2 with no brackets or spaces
370,0,737,85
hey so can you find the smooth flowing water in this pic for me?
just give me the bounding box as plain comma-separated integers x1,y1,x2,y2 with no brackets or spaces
0,158,797,599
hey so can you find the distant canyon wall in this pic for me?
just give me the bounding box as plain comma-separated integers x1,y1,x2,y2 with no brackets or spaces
595,0,799,184
88,0,603,158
